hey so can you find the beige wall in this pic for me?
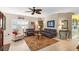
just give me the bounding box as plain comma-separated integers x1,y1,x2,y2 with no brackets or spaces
43,12,73,30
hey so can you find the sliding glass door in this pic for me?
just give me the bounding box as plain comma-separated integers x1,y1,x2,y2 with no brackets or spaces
72,15,79,42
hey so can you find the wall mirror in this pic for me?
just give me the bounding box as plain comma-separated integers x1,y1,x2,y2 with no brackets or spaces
62,20,68,29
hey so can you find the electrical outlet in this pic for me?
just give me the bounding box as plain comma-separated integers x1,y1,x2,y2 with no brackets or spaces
8,34,10,35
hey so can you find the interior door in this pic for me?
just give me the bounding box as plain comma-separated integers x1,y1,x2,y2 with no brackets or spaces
0,12,3,51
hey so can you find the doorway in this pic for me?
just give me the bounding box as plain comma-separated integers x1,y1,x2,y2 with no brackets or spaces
72,15,79,42
0,12,5,51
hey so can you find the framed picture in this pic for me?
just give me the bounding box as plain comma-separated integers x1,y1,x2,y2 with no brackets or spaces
47,20,55,27
62,20,68,29
0,12,6,30
2,15,6,30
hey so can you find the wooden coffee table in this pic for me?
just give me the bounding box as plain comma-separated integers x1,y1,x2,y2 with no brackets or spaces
36,33,42,40
35,31,42,40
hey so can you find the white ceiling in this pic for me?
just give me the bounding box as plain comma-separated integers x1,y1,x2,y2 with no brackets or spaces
0,7,79,18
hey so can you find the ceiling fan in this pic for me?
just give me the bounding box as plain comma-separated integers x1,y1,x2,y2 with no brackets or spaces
26,7,42,15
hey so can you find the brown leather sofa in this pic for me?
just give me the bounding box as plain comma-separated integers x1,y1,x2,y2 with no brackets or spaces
41,28,57,38
25,29,35,36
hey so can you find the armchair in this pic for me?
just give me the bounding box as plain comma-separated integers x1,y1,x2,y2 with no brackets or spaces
12,29,24,41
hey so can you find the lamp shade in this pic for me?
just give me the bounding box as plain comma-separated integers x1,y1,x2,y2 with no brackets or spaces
38,26,40,29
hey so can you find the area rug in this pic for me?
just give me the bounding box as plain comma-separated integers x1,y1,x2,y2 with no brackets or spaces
24,36,58,51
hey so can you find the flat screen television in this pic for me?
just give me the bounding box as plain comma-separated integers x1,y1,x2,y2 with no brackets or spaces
47,20,55,27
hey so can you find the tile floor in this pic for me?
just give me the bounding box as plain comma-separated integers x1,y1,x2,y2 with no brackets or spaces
9,40,30,51
8,38,78,51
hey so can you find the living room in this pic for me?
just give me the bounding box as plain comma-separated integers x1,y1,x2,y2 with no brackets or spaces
0,7,79,51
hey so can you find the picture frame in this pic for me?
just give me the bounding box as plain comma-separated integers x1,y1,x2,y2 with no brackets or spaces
2,15,6,30
47,20,55,27
62,20,68,29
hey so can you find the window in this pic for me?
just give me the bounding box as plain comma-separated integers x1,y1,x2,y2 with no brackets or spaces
12,19,29,30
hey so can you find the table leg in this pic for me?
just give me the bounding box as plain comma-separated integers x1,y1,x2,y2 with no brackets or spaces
59,31,61,39
65,32,67,39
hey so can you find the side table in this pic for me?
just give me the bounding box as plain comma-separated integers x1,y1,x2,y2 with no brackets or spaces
59,30,71,39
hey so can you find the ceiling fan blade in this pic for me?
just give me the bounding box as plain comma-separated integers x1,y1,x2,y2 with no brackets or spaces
37,9,42,11
31,12,35,15
25,11,32,12
28,8,33,11
36,11,41,14
37,12,41,14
